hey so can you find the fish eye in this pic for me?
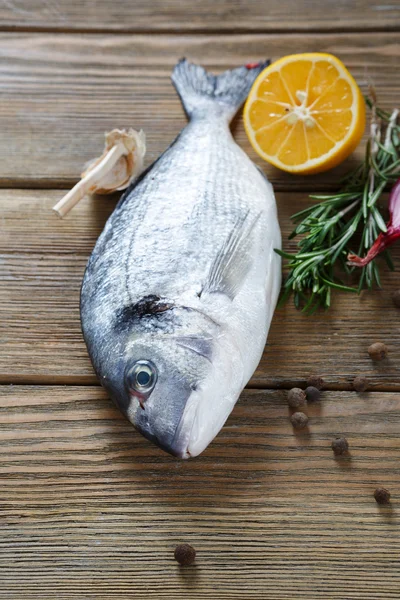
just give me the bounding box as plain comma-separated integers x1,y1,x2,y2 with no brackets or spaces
126,360,157,395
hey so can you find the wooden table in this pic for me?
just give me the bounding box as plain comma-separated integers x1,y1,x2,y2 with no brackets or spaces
1,2,400,598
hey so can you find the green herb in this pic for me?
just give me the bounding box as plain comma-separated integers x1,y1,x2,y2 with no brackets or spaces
276,95,400,313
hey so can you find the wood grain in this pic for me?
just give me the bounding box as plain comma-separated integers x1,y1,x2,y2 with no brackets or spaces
1,2,400,598
0,32,399,191
0,385,399,599
0,0,399,33
1,189,400,389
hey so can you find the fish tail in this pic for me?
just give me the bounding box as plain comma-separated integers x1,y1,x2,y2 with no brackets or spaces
171,58,270,122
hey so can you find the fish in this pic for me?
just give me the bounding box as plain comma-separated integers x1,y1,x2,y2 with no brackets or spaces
80,58,282,459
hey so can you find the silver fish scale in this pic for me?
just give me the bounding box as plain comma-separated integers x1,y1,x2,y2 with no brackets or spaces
86,117,263,319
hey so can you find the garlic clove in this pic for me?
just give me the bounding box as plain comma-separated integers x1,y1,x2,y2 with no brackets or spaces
81,128,146,193
52,128,146,218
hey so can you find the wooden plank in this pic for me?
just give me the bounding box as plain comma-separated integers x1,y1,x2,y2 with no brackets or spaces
0,32,399,191
1,189,400,389
0,0,399,33
0,385,399,599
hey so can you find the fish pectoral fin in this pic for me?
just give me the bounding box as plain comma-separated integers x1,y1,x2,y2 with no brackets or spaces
201,211,260,300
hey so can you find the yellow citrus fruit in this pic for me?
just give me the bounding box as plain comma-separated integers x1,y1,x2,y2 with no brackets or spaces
244,53,365,174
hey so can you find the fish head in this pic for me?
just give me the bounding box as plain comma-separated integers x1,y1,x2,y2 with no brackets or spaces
122,334,211,458
121,331,243,459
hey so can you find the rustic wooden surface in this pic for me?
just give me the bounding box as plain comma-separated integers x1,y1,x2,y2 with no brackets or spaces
1,189,400,390
0,0,399,33
0,32,398,190
1,1,400,598
0,386,399,600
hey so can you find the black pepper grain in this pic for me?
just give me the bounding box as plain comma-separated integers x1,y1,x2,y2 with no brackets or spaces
353,376,368,392
331,436,349,456
287,388,306,409
374,487,391,504
392,290,400,308
306,375,324,390
305,386,320,402
174,544,196,566
368,342,388,361
290,412,308,429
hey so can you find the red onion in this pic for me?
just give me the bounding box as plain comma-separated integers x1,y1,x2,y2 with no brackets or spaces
348,178,400,267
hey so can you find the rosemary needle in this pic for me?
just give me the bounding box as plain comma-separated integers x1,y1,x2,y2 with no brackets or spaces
276,96,399,313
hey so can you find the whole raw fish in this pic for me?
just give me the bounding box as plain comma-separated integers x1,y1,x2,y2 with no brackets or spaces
81,59,281,458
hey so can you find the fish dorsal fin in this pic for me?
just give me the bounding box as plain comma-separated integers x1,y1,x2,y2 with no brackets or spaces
201,211,260,300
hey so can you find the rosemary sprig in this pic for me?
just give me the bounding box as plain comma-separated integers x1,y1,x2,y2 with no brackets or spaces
276,96,400,313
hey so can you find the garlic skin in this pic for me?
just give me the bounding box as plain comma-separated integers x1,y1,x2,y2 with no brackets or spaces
82,129,146,193
52,128,146,218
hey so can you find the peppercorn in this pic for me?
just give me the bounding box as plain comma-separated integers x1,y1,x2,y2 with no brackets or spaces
306,375,324,390
331,436,349,456
368,342,388,361
290,412,308,429
392,290,400,308
287,388,306,409
374,487,391,505
174,544,196,566
305,386,320,402
353,376,368,392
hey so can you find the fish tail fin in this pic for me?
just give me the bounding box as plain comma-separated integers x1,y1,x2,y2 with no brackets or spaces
171,58,270,122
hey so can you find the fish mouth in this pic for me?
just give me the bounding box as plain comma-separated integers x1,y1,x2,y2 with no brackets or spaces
168,393,199,459
129,416,192,459
127,387,198,459
153,435,192,459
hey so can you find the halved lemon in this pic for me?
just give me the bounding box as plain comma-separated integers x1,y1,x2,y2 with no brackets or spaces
244,53,365,174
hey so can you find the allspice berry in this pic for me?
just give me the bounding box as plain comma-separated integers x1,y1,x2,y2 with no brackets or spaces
353,376,368,392
368,342,388,361
305,386,320,402
290,412,308,429
174,544,196,566
392,290,400,308
306,375,324,390
287,388,306,409
374,487,391,505
331,436,349,456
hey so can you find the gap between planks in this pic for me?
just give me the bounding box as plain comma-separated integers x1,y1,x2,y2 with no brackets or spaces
0,180,395,194
0,180,351,193
0,25,400,35
2,375,400,393
0,179,345,193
